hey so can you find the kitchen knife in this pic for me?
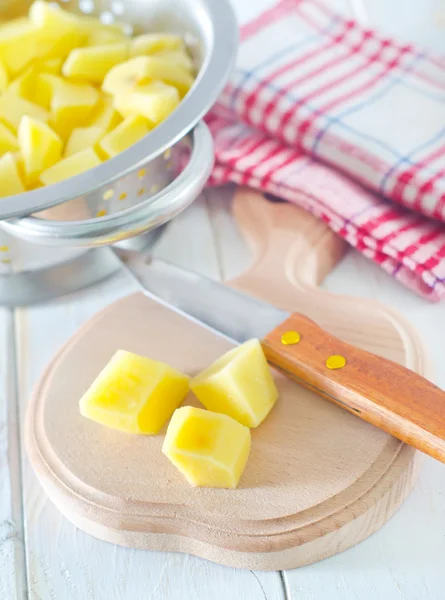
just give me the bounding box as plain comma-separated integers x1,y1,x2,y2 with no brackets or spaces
114,246,445,464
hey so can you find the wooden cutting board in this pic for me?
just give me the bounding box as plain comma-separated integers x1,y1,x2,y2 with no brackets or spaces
25,188,427,571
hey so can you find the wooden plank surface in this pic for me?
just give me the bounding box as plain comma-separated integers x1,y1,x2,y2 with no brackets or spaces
2,0,445,597
0,308,26,600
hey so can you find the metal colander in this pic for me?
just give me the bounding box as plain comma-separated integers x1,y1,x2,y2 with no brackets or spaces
0,0,238,247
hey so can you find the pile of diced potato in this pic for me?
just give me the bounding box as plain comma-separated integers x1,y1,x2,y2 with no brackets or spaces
0,1,195,197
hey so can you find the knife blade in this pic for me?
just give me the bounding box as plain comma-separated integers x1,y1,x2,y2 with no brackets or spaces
114,247,288,343
113,246,445,465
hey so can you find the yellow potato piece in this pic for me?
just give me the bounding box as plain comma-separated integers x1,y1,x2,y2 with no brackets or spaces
0,122,18,155
0,152,25,197
29,1,86,60
0,92,49,133
190,339,279,428
18,116,62,185
154,49,194,73
88,29,127,47
99,115,150,158
129,33,184,57
7,66,37,99
102,56,149,96
89,97,121,132
0,58,8,93
12,151,26,184
79,349,190,435
39,148,101,185
8,61,62,102
38,57,63,74
113,81,180,126
63,43,129,83
162,406,251,489
0,19,40,75
65,125,105,158
103,55,193,98
46,76,100,140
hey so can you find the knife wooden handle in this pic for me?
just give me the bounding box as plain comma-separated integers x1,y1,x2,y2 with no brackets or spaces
262,313,445,463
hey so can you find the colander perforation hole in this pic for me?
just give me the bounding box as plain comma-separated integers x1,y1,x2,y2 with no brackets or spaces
78,0,94,13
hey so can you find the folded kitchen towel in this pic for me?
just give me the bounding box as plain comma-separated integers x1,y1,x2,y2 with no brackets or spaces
206,0,445,300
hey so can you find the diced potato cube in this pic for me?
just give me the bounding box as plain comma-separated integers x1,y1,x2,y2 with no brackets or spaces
0,19,40,75
63,43,129,83
18,116,62,185
0,93,49,133
48,77,100,140
89,97,121,132
190,339,279,428
0,58,8,93
113,81,180,126
129,33,184,57
162,406,251,489
65,125,105,158
99,115,150,158
38,57,63,74
12,151,26,183
0,152,25,197
7,66,36,98
29,1,86,60
88,29,127,47
102,56,149,96
39,148,101,185
79,349,190,435
154,49,194,73
103,55,193,98
34,72,55,109
0,122,18,155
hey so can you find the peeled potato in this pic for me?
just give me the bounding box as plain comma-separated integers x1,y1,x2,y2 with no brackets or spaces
37,75,100,140
39,148,101,185
0,19,40,75
114,81,180,125
129,33,184,57
0,59,8,93
99,115,150,158
0,122,18,155
0,92,49,132
65,125,106,158
0,1,195,197
63,43,129,83
88,29,127,47
154,49,194,73
29,1,86,60
18,115,62,185
103,55,193,98
89,97,121,132
0,152,25,197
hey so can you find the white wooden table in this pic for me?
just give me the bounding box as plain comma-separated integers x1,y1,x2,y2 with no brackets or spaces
2,0,445,598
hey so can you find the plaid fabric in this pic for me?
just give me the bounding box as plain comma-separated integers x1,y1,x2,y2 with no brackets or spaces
206,0,445,301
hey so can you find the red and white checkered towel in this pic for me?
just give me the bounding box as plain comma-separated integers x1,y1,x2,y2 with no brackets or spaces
206,0,445,301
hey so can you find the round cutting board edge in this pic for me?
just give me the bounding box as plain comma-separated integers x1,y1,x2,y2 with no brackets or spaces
25,290,423,569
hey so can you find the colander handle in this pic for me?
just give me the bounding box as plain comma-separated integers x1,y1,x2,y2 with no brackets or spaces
2,122,215,248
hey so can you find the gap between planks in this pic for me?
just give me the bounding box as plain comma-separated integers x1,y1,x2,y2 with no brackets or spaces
0,308,27,599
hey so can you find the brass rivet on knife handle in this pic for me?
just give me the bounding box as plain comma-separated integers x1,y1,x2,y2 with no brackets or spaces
281,331,301,345
261,312,445,464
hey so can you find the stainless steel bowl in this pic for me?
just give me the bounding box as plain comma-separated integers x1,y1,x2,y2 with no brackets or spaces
0,0,238,247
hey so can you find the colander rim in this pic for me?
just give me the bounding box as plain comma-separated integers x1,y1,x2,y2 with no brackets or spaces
0,0,238,220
